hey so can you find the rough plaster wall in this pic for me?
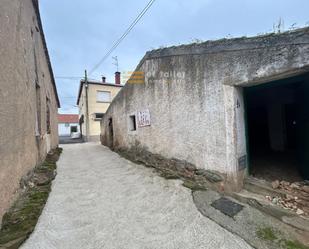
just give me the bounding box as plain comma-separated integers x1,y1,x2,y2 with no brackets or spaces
78,85,87,136
0,0,59,220
103,54,228,173
235,87,246,167
214,44,309,87
101,28,309,180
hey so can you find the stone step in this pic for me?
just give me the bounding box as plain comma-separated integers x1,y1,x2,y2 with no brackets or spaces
244,177,287,198
233,189,309,233
193,190,309,248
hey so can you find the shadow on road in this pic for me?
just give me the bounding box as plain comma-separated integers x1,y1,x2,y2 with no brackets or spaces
59,136,84,144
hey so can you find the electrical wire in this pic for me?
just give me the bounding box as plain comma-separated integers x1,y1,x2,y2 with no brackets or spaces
55,76,100,82
88,0,156,76
55,0,158,110
55,76,83,79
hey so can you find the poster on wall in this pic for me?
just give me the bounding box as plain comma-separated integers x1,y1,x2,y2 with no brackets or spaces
137,109,151,127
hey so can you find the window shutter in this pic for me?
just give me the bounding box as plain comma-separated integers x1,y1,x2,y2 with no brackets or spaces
97,91,111,102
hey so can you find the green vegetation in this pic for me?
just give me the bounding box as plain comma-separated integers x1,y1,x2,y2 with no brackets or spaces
256,227,309,249
159,171,179,180
182,180,208,191
256,227,278,241
0,147,62,249
283,240,309,249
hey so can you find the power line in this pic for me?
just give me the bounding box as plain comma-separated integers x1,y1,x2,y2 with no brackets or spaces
55,76,83,79
58,104,78,108
55,76,100,81
61,106,78,108
89,0,156,76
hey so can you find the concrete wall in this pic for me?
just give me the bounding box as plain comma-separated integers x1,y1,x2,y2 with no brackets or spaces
0,0,59,221
101,28,309,190
78,83,122,141
58,123,79,136
79,84,87,137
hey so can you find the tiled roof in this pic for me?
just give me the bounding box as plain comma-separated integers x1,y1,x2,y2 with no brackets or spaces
58,114,79,123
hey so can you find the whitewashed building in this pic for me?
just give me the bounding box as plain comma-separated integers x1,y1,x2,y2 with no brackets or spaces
101,28,309,191
58,114,79,136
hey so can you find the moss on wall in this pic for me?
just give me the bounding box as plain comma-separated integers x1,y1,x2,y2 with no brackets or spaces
0,148,62,249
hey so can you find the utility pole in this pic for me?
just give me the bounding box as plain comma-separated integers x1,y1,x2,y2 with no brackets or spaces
85,70,90,142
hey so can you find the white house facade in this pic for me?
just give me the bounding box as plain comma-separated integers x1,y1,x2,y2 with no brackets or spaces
58,114,79,136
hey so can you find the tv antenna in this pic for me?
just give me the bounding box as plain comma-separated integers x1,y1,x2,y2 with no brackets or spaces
112,56,119,72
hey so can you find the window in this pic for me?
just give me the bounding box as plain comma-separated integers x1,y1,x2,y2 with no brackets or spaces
94,113,104,121
35,84,41,136
97,91,111,103
46,97,51,134
65,123,70,127
70,126,77,133
129,115,137,131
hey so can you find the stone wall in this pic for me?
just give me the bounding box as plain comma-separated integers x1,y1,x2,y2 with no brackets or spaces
0,0,59,221
101,28,309,191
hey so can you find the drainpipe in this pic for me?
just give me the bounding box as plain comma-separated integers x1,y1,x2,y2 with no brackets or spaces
85,70,90,142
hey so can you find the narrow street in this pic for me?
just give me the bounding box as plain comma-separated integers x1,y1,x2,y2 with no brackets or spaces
21,143,251,249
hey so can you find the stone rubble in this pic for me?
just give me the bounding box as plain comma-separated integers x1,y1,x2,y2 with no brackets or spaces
117,146,225,192
267,180,309,217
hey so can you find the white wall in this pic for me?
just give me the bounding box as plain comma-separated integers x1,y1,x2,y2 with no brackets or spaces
101,28,309,189
58,123,79,136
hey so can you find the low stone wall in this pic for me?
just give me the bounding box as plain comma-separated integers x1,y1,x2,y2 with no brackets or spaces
116,145,226,192
0,148,62,249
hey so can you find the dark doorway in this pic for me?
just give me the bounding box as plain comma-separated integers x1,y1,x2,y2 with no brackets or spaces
79,115,84,139
244,73,309,182
70,126,78,133
108,118,114,149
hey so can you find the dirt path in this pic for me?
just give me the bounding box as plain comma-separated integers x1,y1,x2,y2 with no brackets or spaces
21,143,252,249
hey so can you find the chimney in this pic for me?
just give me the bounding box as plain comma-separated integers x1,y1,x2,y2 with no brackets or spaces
115,72,121,85
102,76,106,83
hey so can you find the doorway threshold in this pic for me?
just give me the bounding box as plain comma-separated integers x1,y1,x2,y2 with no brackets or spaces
231,177,309,232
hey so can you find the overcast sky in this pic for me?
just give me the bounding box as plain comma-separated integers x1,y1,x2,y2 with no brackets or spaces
40,0,309,114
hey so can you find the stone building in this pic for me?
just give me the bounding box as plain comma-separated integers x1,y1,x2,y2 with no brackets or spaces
101,28,309,191
77,73,123,141
0,0,60,221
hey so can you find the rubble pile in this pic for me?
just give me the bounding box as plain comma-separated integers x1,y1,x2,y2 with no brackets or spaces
267,180,309,217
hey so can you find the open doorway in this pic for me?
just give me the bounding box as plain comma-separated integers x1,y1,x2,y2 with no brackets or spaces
108,118,114,149
244,72,309,182
70,126,78,134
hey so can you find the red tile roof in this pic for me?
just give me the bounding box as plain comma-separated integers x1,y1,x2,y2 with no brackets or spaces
58,114,79,123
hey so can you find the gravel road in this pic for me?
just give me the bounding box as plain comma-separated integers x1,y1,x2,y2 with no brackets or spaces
21,143,252,249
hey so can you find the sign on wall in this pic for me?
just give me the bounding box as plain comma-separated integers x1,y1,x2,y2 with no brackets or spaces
238,155,247,171
137,109,151,127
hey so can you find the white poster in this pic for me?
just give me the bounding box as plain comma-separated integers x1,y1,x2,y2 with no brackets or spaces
137,109,151,127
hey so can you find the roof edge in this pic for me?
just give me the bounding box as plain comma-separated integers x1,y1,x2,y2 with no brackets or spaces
145,27,309,60
76,80,124,105
32,0,60,108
